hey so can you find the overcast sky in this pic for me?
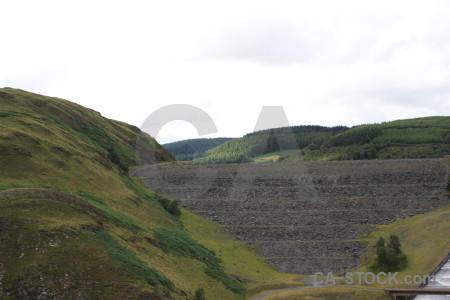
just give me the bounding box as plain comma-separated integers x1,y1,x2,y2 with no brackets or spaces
2,0,450,143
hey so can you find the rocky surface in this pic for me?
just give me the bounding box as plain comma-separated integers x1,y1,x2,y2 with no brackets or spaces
133,159,450,274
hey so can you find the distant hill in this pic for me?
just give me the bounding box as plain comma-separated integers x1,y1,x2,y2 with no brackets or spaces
193,117,450,164
164,137,234,161
193,125,348,164
0,88,287,299
307,116,450,160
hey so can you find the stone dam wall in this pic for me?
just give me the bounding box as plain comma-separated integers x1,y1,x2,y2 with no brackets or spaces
133,159,450,275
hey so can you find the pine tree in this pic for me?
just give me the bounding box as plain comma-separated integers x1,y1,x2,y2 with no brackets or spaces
373,235,408,271
388,235,401,254
376,237,387,266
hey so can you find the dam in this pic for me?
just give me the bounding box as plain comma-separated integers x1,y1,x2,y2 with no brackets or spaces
133,159,450,274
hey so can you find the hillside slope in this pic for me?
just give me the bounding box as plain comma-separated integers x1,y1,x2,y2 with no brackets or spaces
194,117,450,164
164,138,234,161
193,126,347,164
0,88,290,299
305,116,450,160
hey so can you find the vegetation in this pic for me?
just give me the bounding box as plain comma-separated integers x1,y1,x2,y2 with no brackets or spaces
358,197,450,283
153,193,182,218
154,228,245,293
180,209,304,298
164,137,234,161
194,117,450,164
194,125,347,164
194,288,206,300
305,117,450,161
92,230,173,287
77,191,143,231
371,235,408,272
121,175,182,219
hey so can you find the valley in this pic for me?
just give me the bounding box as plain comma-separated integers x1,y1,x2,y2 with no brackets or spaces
2,88,450,299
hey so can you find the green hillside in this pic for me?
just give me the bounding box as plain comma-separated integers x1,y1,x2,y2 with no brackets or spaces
193,125,348,164
164,138,234,161
194,117,450,164
0,88,295,299
305,117,450,160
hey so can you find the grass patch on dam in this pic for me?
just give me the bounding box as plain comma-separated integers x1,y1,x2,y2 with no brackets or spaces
358,203,450,281
264,203,450,299
181,212,307,297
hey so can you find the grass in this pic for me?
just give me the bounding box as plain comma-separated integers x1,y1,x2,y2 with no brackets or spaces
254,154,282,163
154,227,245,293
92,230,173,287
77,191,143,231
0,194,159,298
0,184,27,191
356,203,450,283
121,176,182,224
180,212,305,298
0,110,42,119
252,149,305,163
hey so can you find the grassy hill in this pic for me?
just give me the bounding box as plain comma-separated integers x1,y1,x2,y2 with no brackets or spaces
193,117,450,164
193,125,348,164
0,88,297,299
164,138,234,161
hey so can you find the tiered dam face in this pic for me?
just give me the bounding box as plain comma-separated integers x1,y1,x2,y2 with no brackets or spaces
133,159,450,274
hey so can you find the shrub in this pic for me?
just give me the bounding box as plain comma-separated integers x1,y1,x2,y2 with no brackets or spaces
166,200,182,217
121,176,182,220
371,235,408,272
194,288,206,300
107,147,129,173
153,193,171,209
154,193,182,218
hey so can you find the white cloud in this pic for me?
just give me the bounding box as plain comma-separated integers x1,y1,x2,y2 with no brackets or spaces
198,20,311,64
